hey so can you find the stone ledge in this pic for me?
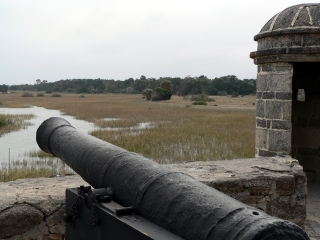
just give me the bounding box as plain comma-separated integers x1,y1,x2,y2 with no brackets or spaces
168,156,307,228
0,157,307,239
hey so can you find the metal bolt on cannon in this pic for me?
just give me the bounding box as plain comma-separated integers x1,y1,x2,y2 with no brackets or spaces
36,117,310,240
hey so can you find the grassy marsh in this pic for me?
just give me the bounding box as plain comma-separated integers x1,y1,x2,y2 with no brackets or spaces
0,113,34,137
0,157,73,182
0,92,256,180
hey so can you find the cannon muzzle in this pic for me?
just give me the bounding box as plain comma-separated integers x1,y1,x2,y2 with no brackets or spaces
36,117,309,240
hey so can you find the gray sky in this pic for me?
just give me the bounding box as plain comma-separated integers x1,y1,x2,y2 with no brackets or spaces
1,1,319,85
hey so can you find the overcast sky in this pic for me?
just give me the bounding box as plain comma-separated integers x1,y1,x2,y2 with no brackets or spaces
1,1,319,85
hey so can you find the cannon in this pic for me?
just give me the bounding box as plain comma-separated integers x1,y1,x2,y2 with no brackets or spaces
36,117,310,240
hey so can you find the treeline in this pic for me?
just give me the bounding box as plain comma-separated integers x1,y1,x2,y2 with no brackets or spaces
8,75,256,96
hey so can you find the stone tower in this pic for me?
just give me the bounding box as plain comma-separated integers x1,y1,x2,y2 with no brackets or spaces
250,4,320,181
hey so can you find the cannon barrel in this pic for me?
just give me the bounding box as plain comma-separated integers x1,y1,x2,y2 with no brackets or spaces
36,117,309,240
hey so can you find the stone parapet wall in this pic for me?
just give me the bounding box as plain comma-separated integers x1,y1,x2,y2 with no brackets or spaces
0,157,307,239
255,62,293,157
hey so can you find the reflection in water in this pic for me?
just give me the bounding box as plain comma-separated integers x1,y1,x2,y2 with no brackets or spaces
0,106,98,164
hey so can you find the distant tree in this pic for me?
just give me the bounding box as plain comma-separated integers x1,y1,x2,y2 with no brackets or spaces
0,84,8,93
142,88,153,100
231,92,239,98
151,80,173,101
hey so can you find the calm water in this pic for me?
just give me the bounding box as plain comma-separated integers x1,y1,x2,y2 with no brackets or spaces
0,106,98,163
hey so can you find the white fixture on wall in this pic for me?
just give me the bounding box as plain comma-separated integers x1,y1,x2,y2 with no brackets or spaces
297,89,305,101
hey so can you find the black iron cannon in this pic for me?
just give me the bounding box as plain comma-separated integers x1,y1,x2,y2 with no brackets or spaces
36,117,310,240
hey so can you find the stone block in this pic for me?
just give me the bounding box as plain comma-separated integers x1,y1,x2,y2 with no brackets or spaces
247,186,271,196
49,225,65,234
256,92,262,99
267,120,271,129
255,128,267,149
275,175,295,196
256,75,268,91
0,204,43,239
268,130,291,153
256,100,265,118
43,233,64,240
46,206,64,227
276,92,292,100
259,63,293,73
282,101,292,120
237,195,264,205
271,120,292,130
262,92,275,99
266,100,283,119
213,179,244,193
256,118,266,128
258,149,277,157
257,73,292,92
266,201,306,227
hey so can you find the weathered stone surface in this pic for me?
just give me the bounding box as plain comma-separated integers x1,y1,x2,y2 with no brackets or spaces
282,101,292,120
256,118,266,128
47,206,64,226
265,100,283,119
276,92,292,100
257,73,292,92
271,120,292,130
275,175,295,196
255,128,267,149
0,204,43,239
262,92,275,99
0,175,88,240
258,149,277,157
43,233,64,240
256,99,265,117
4,221,49,240
167,156,307,227
0,158,309,238
268,130,291,152
258,63,293,73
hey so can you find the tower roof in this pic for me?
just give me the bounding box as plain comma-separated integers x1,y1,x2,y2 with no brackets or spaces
255,4,320,40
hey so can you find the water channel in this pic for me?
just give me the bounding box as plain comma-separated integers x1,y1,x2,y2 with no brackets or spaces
0,106,98,164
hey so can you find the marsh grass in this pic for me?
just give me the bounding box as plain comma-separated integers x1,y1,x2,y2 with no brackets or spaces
24,149,55,158
0,92,256,165
0,157,74,182
0,114,34,137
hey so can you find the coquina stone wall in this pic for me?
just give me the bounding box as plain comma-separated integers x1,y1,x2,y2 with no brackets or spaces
250,4,320,183
0,157,307,240
255,62,293,157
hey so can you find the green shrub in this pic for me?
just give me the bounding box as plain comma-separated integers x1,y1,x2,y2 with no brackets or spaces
21,92,34,97
142,89,153,100
217,91,227,96
231,92,239,98
0,117,6,127
197,93,215,102
51,93,61,97
192,101,207,105
37,93,45,97
146,80,173,101
79,94,85,98
0,102,2,105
